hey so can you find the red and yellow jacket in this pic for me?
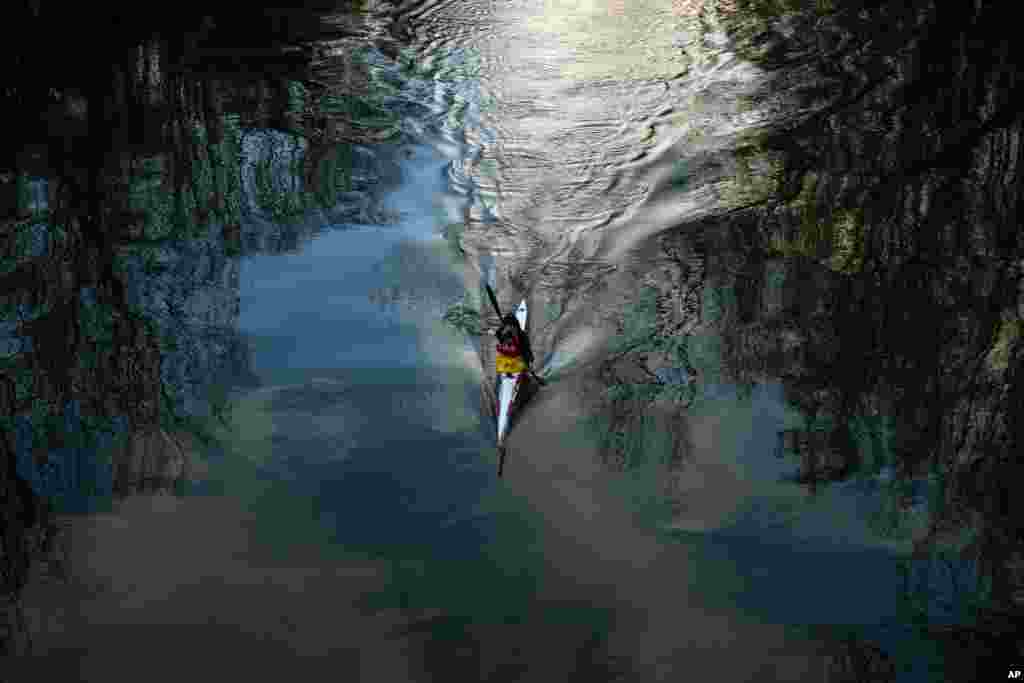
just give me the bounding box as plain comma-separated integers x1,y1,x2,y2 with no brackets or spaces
496,332,528,375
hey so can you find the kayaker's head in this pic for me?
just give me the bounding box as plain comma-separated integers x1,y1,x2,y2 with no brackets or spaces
497,314,520,342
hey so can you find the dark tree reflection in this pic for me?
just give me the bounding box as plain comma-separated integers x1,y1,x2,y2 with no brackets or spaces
1,1,383,655
685,0,1024,670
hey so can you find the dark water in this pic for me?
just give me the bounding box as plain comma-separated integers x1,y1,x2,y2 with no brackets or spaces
8,2,1017,681
205,23,901,676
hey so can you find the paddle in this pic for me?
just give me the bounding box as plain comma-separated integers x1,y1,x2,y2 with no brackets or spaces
484,284,503,320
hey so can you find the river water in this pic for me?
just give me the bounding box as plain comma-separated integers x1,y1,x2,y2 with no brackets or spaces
18,2,951,681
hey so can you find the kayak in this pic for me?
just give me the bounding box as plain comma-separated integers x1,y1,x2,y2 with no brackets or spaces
497,299,529,447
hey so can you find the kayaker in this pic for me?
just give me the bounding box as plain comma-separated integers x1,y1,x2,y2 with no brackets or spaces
495,313,532,378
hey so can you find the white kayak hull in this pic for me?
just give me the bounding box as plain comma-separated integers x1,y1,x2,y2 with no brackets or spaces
497,299,528,446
